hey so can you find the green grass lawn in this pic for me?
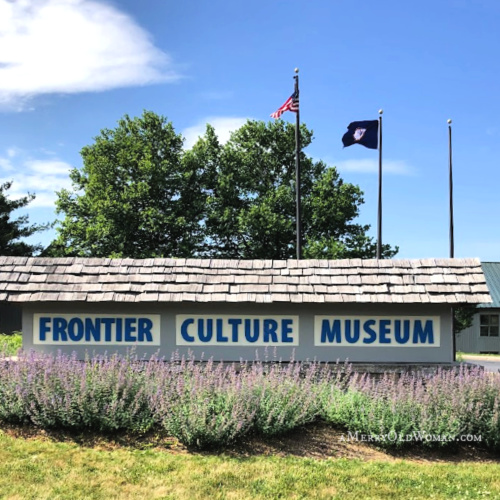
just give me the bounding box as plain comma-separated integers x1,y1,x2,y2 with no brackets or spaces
0,431,499,500
459,352,500,358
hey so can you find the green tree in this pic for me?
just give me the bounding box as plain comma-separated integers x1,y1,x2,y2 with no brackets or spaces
53,113,397,260
454,305,477,335
196,120,397,259
53,111,204,258
0,181,50,256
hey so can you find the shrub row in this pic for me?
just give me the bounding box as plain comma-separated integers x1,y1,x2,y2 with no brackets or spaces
0,348,498,450
320,367,500,448
0,349,335,448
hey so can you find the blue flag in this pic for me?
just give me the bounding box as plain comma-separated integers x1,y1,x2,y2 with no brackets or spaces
342,120,378,149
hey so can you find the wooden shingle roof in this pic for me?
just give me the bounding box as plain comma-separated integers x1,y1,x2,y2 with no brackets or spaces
0,256,491,305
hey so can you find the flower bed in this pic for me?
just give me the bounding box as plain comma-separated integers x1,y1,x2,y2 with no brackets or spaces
0,348,498,450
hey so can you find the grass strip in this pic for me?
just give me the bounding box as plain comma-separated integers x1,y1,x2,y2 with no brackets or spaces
0,432,499,499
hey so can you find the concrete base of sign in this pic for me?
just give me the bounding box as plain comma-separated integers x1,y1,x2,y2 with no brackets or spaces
349,362,448,372
343,361,471,376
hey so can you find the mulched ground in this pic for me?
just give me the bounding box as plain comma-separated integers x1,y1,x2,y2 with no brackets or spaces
2,422,500,463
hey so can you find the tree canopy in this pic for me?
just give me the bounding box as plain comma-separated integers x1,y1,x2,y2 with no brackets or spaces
194,119,396,259
52,111,397,260
0,181,50,256
53,111,204,258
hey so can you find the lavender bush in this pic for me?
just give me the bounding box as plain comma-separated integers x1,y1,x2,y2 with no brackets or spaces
0,348,327,448
149,355,259,448
320,365,500,449
149,353,331,446
251,359,328,436
0,345,499,451
320,372,425,442
0,349,155,433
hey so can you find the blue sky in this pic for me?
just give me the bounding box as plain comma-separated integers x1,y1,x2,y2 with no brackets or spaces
0,0,499,260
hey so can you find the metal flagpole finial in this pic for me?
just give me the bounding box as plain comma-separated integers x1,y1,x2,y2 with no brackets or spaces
294,68,299,73
379,109,384,115
447,119,452,124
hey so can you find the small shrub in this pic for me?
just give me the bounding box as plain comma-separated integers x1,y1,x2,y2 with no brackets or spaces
0,332,22,356
320,365,500,449
0,350,155,433
150,356,258,448
251,360,324,436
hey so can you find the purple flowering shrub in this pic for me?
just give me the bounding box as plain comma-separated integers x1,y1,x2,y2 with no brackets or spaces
0,346,499,450
251,359,330,436
320,366,500,449
149,354,332,446
0,348,328,448
0,350,155,433
321,372,424,441
418,366,500,447
149,355,259,448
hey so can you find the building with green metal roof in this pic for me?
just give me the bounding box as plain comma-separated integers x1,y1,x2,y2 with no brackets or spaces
456,262,500,353
478,263,500,308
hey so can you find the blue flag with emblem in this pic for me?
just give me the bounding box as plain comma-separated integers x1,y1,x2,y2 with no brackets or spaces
342,120,379,149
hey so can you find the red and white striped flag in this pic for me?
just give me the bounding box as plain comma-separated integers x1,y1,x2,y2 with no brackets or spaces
270,91,299,119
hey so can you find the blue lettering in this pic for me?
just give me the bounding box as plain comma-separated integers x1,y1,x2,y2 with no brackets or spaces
345,319,360,344
101,318,115,342
281,319,294,343
53,317,68,341
124,318,137,342
379,319,391,344
363,320,377,344
321,319,342,343
39,317,50,341
244,319,259,343
263,319,278,343
85,318,101,342
413,320,434,344
395,320,410,344
198,318,213,343
68,318,84,342
180,318,194,342
138,318,153,342
115,318,123,342
216,318,228,342
38,316,157,344
228,318,241,342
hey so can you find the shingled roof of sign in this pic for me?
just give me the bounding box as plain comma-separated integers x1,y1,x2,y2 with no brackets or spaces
0,256,491,305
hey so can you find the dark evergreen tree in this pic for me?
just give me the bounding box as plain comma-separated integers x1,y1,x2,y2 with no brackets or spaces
0,181,50,256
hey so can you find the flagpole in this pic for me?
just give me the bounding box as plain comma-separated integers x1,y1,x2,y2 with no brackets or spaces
448,119,456,362
448,119,454,258
294,68,302,259
377,109,383,259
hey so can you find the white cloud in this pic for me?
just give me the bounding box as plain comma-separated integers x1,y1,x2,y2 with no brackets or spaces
0,149,73,207
0,157,14,171
0,0,179,109
336,158,415,176
25,159,72,176
182,117,249,149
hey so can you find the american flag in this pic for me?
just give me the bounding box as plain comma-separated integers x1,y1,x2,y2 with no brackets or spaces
270,91,299,119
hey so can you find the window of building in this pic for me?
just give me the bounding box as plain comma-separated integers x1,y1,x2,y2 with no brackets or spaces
480,314,499,337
